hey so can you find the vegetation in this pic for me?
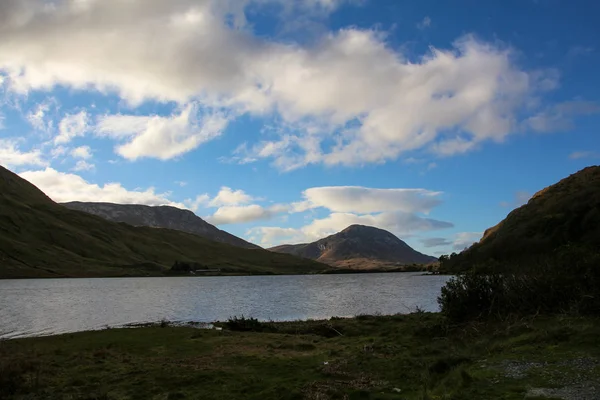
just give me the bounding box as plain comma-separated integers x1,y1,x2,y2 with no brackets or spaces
440,166,600,273
0,166,326,279
2,313,600,399
438,244,600,322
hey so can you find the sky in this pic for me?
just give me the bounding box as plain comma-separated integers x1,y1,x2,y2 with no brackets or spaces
1,0,599,255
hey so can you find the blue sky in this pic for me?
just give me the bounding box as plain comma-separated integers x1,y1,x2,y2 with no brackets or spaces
0,0,599,255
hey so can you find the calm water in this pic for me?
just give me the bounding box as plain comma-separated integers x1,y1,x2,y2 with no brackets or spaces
0,273,450,339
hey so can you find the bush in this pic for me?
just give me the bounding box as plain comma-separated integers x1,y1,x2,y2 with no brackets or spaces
224,316,267,332
439,245,600,322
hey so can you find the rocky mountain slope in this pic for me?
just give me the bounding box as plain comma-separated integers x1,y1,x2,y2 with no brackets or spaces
0,166,326,278
270,225,437,269
62,202,259,249
442,165,600,271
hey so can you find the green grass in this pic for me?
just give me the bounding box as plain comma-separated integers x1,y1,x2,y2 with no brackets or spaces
2,314,600,399
0,166,326,279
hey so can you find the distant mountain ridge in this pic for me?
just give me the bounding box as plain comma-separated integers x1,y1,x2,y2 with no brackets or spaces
443,165,600,271
62,202,259,249
270,225,436,269
0,165,326,278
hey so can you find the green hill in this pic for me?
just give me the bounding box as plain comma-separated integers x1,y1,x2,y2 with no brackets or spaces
0,166,326,278
441,165,600,272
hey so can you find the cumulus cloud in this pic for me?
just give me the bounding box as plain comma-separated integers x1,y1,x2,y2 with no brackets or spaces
207,204,278,225
19,168,185,207
72,160,95,172
0,1,565,168
0,139,47,168
26,98,59,134
71,145,92,159
208,186,254,207
55,111,89,144
243,185,452,245
96,105,229,160
300,186,442,214
246,227,309,247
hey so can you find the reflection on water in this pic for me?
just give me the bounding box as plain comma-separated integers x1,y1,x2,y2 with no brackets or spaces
0,272,450,339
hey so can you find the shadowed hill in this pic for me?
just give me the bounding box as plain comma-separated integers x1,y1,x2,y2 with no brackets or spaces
0,166,326,278
62,202,259,249
270,225,436,269
442,165,600,272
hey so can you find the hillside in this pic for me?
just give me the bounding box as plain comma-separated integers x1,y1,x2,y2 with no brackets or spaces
62,202,259,249
0,166,326,278
270,225,436,269
442,165,600,271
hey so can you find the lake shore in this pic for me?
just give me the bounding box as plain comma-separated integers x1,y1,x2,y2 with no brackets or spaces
2,313,599,399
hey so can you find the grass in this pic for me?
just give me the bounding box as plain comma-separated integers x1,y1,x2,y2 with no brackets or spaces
2,313,600,399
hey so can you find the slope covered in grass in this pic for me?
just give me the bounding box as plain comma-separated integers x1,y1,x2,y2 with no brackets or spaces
442,166,600,272
0,166,326,278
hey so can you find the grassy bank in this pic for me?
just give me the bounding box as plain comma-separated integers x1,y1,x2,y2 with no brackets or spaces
2,314,600,399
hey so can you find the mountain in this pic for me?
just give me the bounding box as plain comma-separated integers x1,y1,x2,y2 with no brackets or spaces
442,165,600,271
0,166,326,279
269,225,437,269
62,202,259,249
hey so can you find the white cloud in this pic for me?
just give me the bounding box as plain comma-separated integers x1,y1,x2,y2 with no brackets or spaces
175,181,188,187
207,204,277,225
26,98,58,134
300,186,442,214
417,16,431,30
184,194,211,212
208,186,254,207
300,211,452,241
50,145,68,158
0,1,563,169
569,151,599,160
246,227,308,247
244,185,452,245
525,101,600,133
452,232,482,251
0,138,47,168
71,145,92,159
55,111,89,144
200,185,449,227
96,104,229,160
72,160,95,172
19,168,185,207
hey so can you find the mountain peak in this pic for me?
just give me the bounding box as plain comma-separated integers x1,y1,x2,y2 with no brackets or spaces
270,225,436,269
61,201,260,249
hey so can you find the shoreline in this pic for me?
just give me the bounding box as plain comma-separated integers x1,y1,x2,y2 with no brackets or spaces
0,268,436,280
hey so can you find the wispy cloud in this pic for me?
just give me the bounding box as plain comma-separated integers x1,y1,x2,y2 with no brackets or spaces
417,16,432,30
569,151,599,160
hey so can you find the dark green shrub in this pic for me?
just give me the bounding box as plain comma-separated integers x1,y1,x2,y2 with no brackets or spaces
224,316,267,332
439,245,600,322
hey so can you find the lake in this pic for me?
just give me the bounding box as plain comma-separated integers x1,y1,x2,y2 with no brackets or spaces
0,272,451,339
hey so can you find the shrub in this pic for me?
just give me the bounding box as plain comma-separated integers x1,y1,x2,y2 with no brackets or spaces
439,245,600,322
224,316,267,332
